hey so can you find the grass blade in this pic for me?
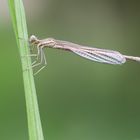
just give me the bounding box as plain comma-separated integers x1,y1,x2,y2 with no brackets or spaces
8,0,44,140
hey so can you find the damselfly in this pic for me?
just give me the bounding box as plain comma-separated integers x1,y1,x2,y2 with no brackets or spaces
29,35,140,74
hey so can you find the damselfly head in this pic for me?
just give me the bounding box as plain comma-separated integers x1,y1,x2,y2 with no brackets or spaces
29,35,38,44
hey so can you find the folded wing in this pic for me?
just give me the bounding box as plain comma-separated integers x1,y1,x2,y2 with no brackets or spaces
55,39,126,64
71,48,126,64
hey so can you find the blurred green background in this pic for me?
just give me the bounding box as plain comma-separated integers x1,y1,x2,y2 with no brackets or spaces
0,0,140,140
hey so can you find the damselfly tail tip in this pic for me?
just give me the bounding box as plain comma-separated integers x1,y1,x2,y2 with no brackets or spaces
123,55,140,62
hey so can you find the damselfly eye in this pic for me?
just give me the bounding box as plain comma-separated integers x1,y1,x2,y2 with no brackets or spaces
29,35,38,44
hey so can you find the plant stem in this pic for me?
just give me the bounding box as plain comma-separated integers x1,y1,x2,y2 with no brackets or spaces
8,0,44,140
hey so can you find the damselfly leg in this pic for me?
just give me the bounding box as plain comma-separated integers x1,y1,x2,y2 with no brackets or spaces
31,44,41,65
31,46,47,75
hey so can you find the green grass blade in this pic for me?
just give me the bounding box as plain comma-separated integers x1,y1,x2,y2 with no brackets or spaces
8,0,44,140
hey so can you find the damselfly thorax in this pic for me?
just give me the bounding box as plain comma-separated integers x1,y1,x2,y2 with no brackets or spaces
29,35,140,74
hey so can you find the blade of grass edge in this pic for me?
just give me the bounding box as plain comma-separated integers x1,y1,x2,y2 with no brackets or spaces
8,0,44,140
